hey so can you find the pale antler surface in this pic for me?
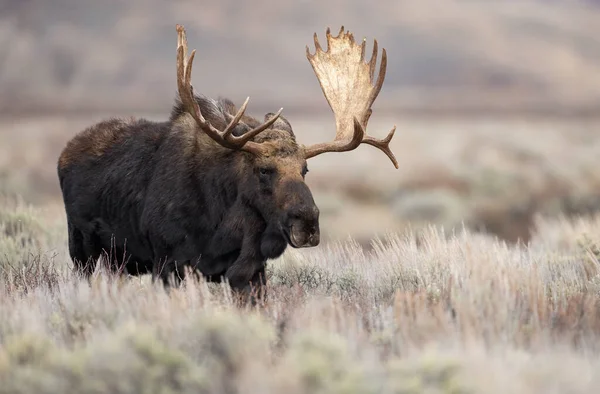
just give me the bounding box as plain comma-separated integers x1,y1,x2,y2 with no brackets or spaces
176,24,283,155
304,26,398,168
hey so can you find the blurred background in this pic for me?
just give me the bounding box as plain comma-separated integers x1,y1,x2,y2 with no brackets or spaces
1,0,600,247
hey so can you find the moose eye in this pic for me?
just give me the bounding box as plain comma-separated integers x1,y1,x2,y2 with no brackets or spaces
259,167,272,176
302,165,309,177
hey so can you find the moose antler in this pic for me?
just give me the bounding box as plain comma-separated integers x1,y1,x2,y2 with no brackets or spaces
303,26,398,168
176,24,283,155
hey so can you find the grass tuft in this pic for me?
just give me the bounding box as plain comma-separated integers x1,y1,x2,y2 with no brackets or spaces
2,198,600,392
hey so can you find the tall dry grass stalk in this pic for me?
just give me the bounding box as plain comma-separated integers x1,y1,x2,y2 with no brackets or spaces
1,197,600,393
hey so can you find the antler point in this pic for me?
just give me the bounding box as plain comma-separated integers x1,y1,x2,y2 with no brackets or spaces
313,32,323,52
305,45,311,57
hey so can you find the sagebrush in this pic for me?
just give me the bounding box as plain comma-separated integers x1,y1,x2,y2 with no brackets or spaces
2,197,600,393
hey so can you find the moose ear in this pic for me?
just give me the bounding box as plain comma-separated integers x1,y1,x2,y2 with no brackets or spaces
264,113,294,136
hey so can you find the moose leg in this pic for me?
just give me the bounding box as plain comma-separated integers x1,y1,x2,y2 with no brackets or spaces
225,263,267,306
68,223,90,276
248,264,268,305
224,229,269,306
151,255,174,288
68,222,100,280
151,255,192,291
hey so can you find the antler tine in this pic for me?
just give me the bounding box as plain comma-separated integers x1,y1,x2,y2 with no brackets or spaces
230,107,284,143
363,127,398,168
368,39,378,81
359,44,398,168
302,26,398,168
175,24,282,155
370,45,386,110
176,24,221,145
313,32,323,53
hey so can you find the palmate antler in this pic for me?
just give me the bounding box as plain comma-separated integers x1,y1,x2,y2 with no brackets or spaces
176,24,283,155
303,26,398,168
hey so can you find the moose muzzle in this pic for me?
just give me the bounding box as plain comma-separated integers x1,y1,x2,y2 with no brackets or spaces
281,181,320,248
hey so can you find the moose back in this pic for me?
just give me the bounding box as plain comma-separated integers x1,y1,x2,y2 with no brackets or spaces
57,24,398,301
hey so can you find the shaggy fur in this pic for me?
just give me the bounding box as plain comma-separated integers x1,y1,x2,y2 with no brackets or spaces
57,94,320,301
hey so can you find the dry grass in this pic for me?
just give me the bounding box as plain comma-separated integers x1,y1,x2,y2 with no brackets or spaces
3,3,600,389
2,193,600,393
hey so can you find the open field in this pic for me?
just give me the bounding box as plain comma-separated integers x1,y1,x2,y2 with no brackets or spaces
3,2,600,391
1,113,600,393
2,114,600,244
3,190,600,393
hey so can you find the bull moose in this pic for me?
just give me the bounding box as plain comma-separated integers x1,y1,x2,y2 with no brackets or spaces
57,24,398,300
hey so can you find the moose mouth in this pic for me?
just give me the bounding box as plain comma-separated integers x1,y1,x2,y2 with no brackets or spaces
283,225,314,248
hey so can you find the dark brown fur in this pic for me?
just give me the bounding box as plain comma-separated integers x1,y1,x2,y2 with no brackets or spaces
58,118,137,170
57,94,320,302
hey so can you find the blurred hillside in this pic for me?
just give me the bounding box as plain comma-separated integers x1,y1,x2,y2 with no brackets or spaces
1,0,600,116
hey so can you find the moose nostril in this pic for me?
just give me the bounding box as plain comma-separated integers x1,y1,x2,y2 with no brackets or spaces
290,213,302,221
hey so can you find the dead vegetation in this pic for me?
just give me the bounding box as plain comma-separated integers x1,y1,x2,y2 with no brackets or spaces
2,192,600,393
2,3,599,391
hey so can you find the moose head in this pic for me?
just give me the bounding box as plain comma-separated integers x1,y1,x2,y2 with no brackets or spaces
174,25,398,251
